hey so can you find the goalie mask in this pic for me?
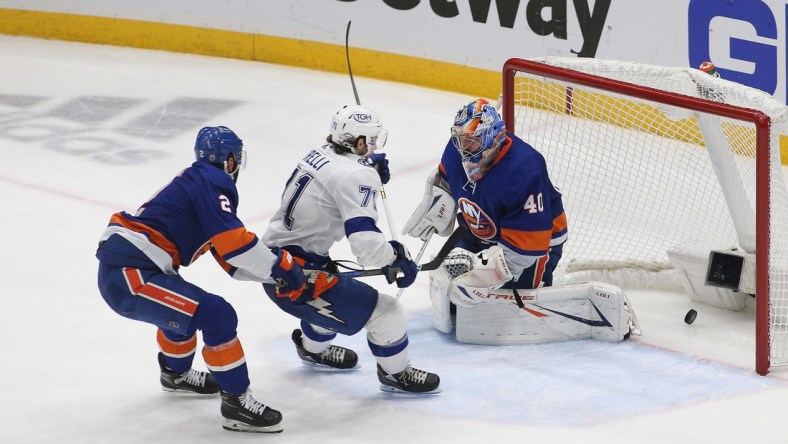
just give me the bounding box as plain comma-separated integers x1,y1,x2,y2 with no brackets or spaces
194,126,247,180
329,105,388,155
451,99,506,182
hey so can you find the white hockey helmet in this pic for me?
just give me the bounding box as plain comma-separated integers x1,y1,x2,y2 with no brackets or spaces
329,105,388,151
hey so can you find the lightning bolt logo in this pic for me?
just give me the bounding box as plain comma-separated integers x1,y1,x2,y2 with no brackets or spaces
307,297,345,324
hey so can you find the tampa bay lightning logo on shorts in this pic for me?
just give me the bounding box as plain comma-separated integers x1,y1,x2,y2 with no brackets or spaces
458,198,497,239
353,113,372,123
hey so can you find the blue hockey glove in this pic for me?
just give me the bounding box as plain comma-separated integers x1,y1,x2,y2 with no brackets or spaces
270,248,308,301
369,153,390,184
383,241,417,288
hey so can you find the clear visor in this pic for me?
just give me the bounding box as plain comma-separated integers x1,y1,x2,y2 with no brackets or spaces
237,150,247,170
357,124,388,149
226,150,247,175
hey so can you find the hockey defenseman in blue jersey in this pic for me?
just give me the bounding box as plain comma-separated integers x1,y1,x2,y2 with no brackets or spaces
96,126,320,433
261,105,440,394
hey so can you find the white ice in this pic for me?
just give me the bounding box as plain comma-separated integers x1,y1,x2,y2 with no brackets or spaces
2,36,788,443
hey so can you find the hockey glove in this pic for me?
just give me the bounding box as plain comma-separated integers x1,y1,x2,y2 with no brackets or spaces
449,245,513,308
270,248,308,301
383,241,418,288
302,267,339,301
369,153,390,184
402,169,456,241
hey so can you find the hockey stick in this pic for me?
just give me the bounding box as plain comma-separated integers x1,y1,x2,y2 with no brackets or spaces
344,21,362,107
338,224,465,281
345,20,399,241
395,229,435,300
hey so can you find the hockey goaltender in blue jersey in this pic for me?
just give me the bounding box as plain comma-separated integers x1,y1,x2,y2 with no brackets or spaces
438,130,568,289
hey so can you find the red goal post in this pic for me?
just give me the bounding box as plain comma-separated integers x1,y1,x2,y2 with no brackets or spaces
502,57,788,375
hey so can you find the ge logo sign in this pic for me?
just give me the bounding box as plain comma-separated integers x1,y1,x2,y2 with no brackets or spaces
688,0,778,96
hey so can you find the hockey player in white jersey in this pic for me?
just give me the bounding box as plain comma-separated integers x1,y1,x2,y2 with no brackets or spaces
261,105,440,394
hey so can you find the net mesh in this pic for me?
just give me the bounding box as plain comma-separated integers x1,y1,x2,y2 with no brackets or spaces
506,57,788,369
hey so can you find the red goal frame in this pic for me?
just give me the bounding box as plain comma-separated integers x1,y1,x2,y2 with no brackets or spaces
502,58,773,375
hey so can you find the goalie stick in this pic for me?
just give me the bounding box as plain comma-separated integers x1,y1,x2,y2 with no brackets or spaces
337,224,466,282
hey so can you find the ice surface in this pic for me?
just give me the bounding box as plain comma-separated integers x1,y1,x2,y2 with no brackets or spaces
2,36,787,443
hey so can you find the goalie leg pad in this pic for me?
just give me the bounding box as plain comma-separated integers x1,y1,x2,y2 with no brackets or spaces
455,298,593,345
429,268,454,333
427,247,475,333
586,283,638,342
455,282,639,344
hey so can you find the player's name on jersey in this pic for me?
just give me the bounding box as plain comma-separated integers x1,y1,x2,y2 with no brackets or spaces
303,149,330,170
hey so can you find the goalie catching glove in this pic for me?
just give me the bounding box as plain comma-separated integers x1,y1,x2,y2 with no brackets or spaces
402,168,456,240
448,245,513,308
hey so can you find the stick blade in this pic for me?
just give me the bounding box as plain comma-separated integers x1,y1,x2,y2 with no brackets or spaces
418,224,467,272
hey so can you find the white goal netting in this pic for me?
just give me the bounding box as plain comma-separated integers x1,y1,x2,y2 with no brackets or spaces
505,57,788,373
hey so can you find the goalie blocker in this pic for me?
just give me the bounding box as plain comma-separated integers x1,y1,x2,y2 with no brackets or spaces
429,248,642,344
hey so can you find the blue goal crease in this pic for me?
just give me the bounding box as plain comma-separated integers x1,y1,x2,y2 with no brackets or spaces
262,312,779,427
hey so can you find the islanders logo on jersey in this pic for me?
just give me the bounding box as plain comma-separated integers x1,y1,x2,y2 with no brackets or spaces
458,198,497,240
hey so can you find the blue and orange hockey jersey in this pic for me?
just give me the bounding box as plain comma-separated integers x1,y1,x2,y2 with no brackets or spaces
439,132,568,284
97,161,277,281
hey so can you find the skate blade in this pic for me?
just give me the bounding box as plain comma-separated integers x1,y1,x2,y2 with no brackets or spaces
222,419,283,434
378,384,442,395
160,386,219,396
299,360,361,371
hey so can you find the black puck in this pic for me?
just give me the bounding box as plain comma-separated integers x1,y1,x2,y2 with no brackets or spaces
684,309,698,325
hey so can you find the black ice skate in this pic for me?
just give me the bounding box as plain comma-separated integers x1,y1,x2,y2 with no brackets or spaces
377,364,441,394
221,389,283,433
291,329,359,370
158,352,220,395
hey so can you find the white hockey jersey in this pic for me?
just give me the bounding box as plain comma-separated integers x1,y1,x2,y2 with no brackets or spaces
262,144,396,267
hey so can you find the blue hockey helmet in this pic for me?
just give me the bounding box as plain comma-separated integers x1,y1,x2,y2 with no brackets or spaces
450,99,506,181
194,126,246,176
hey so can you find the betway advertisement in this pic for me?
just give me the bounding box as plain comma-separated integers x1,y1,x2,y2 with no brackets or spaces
2,0,787,102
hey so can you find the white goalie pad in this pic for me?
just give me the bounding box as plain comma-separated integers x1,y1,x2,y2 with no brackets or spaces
402,168,456,241
454,282,642,345
429,267,454,333
428,247,476,333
